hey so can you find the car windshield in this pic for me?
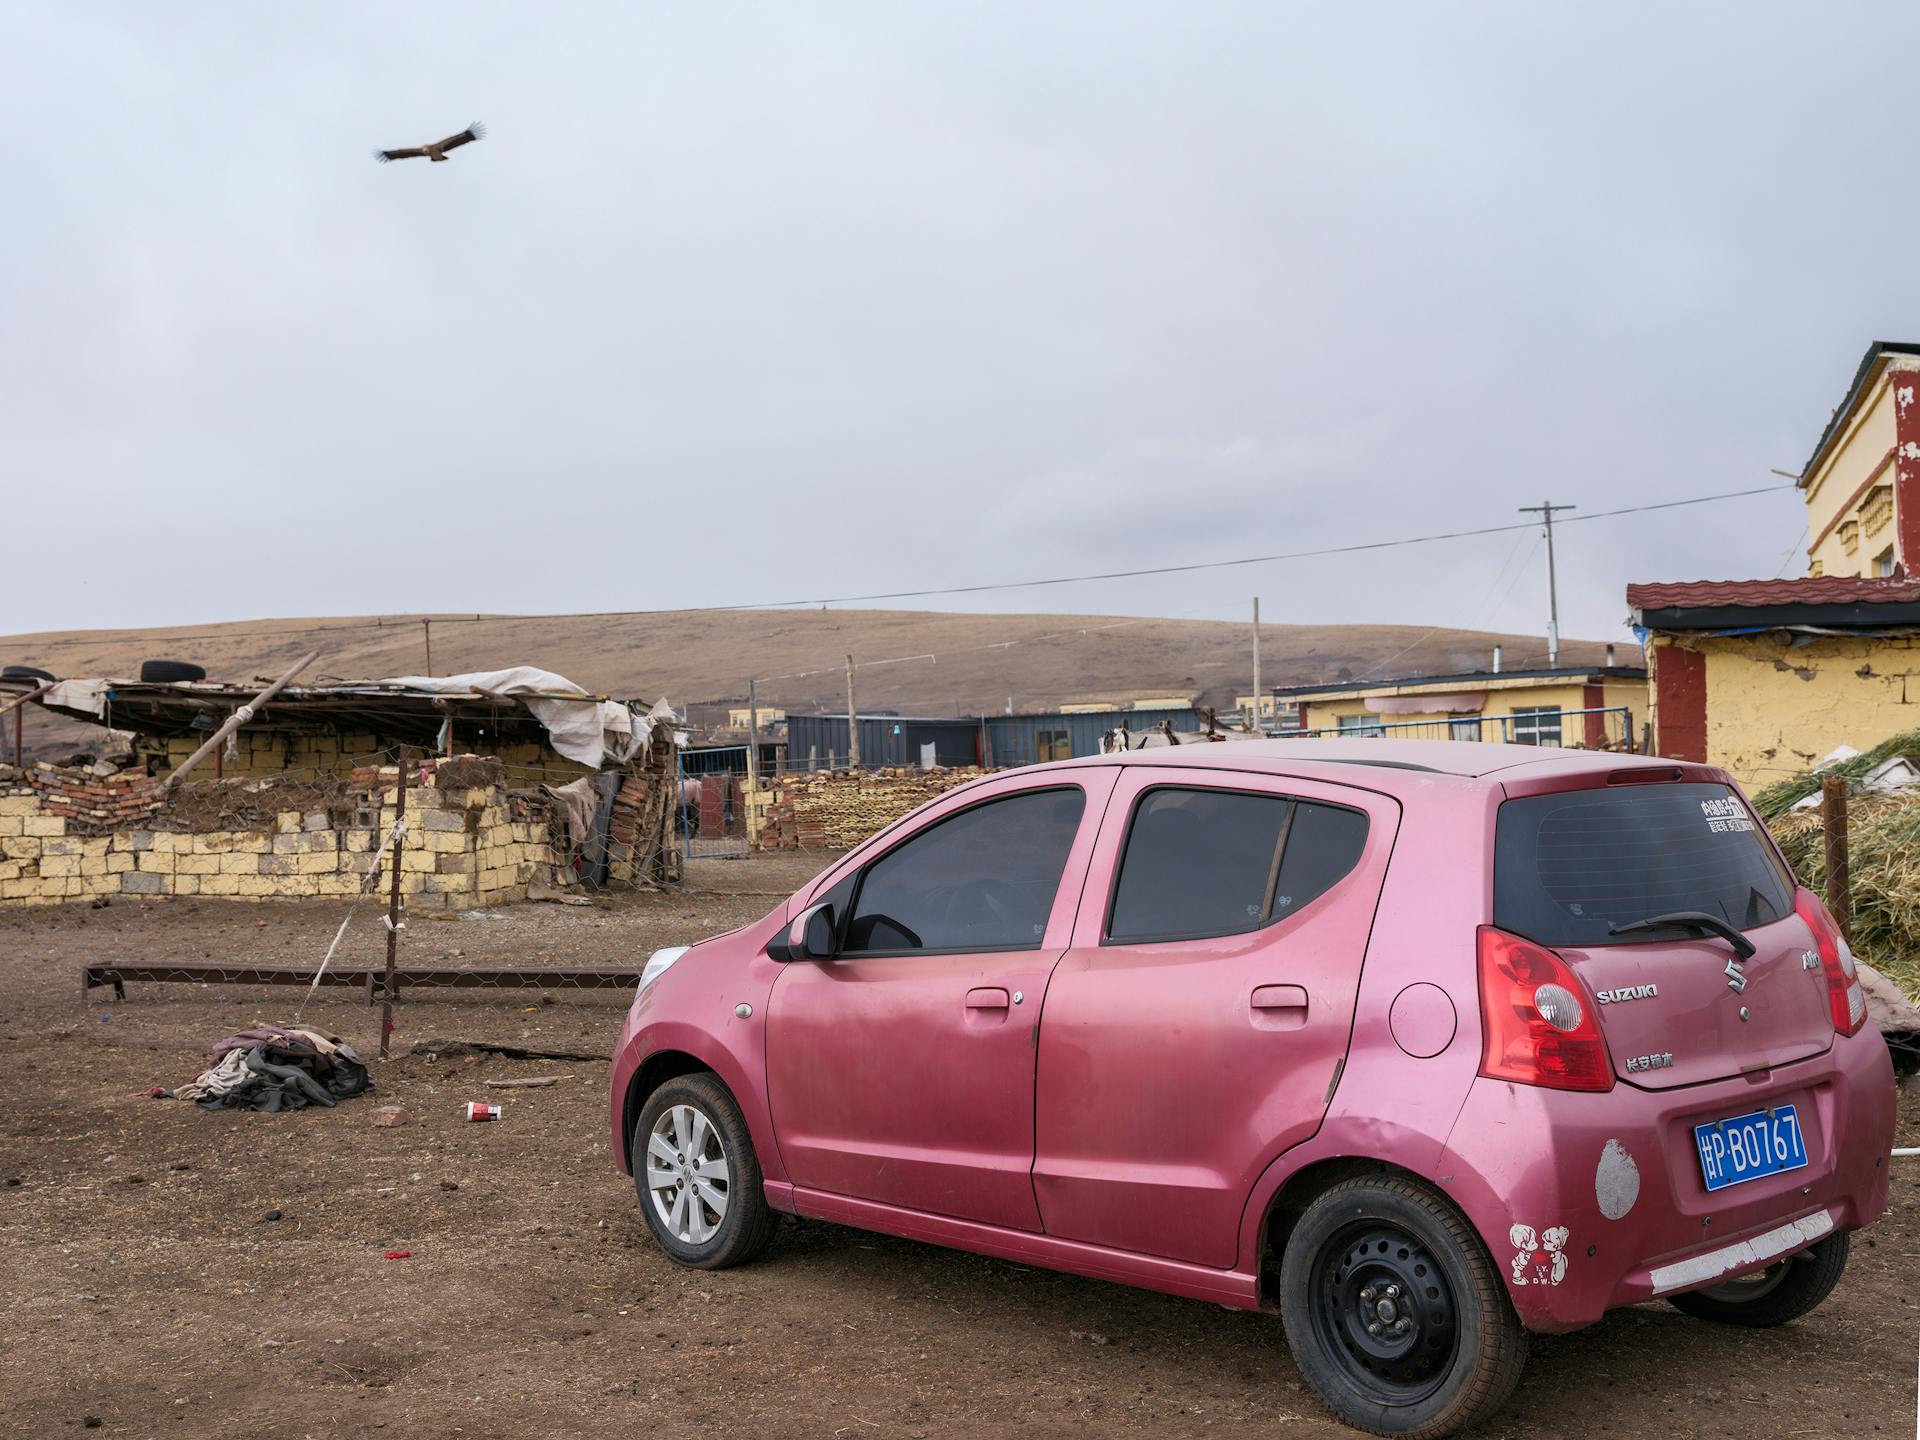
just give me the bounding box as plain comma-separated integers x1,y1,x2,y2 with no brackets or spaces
1493,782,1793,947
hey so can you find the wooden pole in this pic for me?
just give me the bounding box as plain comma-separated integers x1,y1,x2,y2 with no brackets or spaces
0,681,54,721
379,748,411,1059
422,618,433,677
845,655,860,771
160,651,319,791
1822,773,1851,941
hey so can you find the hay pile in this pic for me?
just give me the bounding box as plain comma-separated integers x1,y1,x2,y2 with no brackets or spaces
1751,727,1920,819
1768,792,1920,999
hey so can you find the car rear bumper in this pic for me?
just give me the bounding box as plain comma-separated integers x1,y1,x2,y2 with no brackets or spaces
1439,1025,1895,1333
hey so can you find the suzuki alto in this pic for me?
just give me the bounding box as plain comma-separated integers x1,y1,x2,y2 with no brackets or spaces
609,740,1894,1436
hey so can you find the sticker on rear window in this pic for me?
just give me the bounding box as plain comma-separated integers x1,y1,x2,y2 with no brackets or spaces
1699,797,1754,834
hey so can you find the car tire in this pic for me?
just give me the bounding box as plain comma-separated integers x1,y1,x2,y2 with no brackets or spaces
2,666,55,683
632,1072,778,1270
1280,1175,1527,1439
1666,1231,1849,1327
137,659,206,683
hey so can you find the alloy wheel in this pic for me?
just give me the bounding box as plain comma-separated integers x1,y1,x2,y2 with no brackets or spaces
645,1102,731,1245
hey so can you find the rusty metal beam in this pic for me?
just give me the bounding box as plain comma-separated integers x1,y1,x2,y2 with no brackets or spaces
81,959,642,1004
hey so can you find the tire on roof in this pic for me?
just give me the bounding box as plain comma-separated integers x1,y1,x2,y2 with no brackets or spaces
138,660,207,683
2,665,55,683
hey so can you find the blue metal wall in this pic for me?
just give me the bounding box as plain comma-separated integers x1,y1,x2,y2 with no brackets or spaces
783,715,983,769
983,709,1203,768
784,709,1204,770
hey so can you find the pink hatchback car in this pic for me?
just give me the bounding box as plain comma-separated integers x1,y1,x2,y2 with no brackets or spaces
609,741,1894,1436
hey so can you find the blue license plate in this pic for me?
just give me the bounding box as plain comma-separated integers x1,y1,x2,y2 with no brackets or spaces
1692,1104,1808,1192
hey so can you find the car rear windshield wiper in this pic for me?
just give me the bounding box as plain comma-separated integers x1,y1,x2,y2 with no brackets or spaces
1608,911,1756,961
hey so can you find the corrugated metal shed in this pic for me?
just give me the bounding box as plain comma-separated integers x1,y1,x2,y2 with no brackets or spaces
983,708,1203,768
784,714,983,769
784,708,1206,771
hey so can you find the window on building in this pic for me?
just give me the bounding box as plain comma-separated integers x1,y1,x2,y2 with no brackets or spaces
1509,706,1562,746
842,787,1086,954
1106,788,1370,944
1876,546,1898,578
1337,713,1386,738
1276,701,1303,732
1449,716,1483,741
1035,729,1072,763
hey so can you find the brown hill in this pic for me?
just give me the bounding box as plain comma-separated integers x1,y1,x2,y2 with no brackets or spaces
3,609,1618,752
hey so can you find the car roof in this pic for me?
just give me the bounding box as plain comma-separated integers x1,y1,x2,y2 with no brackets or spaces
1081,737,1693,787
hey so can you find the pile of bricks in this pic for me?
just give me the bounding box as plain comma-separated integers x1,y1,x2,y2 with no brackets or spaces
608,774,654,850
754,767,990,851
7,762,164,832
605,726,677,886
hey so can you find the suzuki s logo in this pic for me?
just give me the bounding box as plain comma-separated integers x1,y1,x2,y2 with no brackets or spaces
1724,957,1748,994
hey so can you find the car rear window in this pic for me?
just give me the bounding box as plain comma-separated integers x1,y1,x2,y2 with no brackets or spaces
1106,787,1369,944
1493,782,1793,947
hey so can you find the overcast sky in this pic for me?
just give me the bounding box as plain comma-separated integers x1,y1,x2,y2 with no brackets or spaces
4,3,1916,649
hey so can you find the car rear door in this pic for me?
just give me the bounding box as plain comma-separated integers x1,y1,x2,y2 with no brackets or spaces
1492,776,1833,1088
766,770,1117,1233
1032,766,1398,1269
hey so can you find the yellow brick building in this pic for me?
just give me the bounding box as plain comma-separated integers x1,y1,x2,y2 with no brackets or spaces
1273,664,1649,750
1801,341,1920,580
1630,340,1920,786
1629,580,1920,787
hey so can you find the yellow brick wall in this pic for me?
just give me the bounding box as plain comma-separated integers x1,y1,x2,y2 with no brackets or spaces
0,759,554,908
1655,632,1920,789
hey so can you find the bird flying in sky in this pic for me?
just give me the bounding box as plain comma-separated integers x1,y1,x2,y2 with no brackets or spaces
374,122,486,164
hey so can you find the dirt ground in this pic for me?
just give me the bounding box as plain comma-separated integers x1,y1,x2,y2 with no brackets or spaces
2,853,1915,1439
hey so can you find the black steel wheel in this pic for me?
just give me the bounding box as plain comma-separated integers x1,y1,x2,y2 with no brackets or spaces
1280,1175,1526,1438
1310,1222,1460,1405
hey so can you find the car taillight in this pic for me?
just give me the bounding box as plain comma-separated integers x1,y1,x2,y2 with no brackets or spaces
1476,926,1613,1092
1795,889,1868,1037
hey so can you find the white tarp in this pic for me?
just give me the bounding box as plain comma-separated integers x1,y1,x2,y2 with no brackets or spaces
377,667,661,769
43,679,112,718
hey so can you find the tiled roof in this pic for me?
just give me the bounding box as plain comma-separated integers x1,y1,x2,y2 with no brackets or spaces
1627,577,1920,611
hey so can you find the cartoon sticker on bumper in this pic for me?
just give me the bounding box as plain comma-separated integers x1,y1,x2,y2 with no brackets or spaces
1509,1224,1569,1286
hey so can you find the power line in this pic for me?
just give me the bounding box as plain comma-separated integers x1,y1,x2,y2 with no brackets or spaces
687,482,1796,611
14,481,1796,651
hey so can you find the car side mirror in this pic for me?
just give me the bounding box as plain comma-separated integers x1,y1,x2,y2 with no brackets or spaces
771,902,835,962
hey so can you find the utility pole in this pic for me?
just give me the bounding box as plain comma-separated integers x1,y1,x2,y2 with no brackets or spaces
745,678,761,790
844,655,860,770
1251,597,1262,732
1518,501,1576,667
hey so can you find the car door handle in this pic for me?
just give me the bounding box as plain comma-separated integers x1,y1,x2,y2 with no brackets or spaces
965,988,1011,1010
1251,985,1308,1012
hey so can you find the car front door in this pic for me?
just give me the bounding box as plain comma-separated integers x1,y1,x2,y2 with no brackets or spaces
1033,766,1399,1267
766,770,1116,1233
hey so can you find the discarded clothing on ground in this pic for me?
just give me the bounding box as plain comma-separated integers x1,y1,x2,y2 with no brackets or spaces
171,1025,373,1112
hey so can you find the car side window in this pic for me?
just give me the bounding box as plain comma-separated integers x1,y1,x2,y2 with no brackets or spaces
841,787,1087,955
1106,787,1369,945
